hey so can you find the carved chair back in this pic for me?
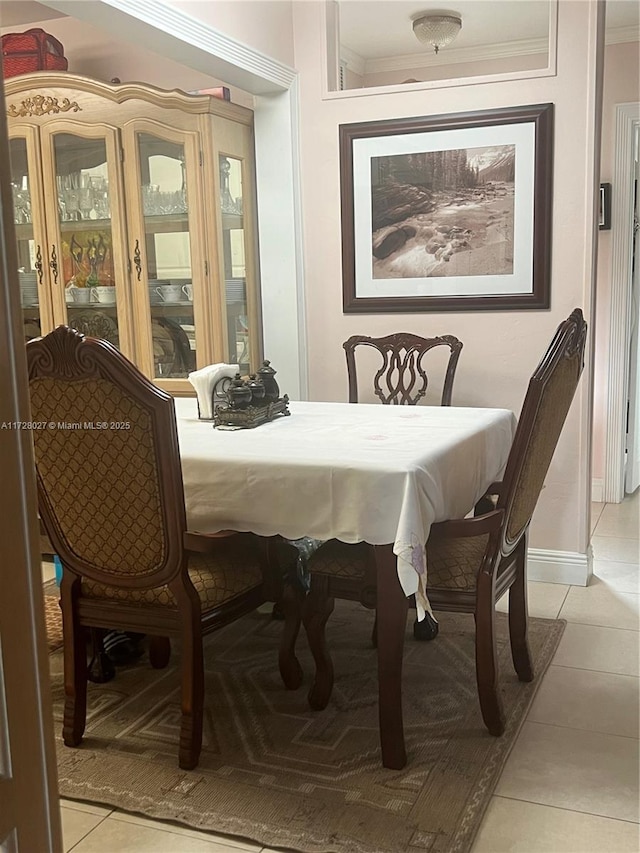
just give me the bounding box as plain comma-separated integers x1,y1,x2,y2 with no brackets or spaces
496,309,587,555
343,332,463,406
27,325,188,591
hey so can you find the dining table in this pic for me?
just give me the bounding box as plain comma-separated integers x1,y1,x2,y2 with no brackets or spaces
174,397,517,768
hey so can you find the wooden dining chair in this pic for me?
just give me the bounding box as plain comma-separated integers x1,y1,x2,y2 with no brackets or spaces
343,332,463,406
301,309,587,740
27,326,297,770
343,331,463,642
153,315,195,376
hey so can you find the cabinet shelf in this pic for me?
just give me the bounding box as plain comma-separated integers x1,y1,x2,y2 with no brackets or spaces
13,223,36,241
64,301,197,313
150,302,194,310
222,213,243,230
53,214,191,236
66,301,117,309
142,214,190,234
58,217,112,232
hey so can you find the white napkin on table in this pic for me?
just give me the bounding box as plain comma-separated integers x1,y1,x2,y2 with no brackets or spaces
188,363,239,419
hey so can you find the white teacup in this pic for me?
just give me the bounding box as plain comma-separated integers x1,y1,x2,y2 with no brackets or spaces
71,287,91,304
155,284,184,303
91,286,115,303
182,283,193,301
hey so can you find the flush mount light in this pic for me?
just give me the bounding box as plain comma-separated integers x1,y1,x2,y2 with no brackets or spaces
412,11,462,54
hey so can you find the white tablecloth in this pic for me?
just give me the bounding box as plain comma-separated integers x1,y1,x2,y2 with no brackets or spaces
175,399,516,618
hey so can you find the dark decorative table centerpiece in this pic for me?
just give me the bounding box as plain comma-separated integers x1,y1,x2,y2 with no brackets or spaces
213,361,290,428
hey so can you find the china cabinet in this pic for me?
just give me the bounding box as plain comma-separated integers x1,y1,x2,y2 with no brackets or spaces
6,72,262,393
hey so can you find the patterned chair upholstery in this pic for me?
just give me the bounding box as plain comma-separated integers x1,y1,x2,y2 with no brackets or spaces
343,332,463,406
303,310,587,739
27,326,289,770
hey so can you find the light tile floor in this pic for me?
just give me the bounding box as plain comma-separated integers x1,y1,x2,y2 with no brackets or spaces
474,489,640,853
53,492,640,852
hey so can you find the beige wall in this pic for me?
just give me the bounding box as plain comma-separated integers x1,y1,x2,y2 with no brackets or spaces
171,0,295,67
292,0,602,555
0,15,255,107
6,0,605,556
592,40,640,482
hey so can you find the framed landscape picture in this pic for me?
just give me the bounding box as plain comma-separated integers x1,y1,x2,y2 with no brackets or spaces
340,103,553,313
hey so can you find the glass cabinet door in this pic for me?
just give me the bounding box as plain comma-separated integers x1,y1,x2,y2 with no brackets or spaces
8,129,50,341
39,124,130,357
212,115,261,376
124,124,204,382
219,155,251,374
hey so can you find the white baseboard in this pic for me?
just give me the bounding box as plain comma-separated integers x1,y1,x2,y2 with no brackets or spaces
592,478,604,503
527,547,592,587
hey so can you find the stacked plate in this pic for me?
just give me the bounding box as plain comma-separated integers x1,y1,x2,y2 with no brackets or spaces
225,278,246,304
19,271,38,307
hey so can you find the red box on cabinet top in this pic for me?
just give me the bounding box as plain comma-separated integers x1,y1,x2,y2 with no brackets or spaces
1,28,68,78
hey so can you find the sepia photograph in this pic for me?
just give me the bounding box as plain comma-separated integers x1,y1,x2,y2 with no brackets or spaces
371,145,515,280
340,104,553,312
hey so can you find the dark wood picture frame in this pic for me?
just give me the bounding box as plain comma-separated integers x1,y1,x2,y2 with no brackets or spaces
340,103,554,313
599,182,611,230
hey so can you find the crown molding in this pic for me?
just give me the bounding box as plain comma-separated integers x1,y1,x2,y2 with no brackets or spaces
340,44,366,76
350,37,548,77
43,0,296,94
342,24,639,79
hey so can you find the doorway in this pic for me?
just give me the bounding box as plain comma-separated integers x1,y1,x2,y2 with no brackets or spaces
625,128,639,494
603,102,640,503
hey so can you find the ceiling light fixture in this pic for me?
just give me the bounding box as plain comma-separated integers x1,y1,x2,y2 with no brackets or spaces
412,10,462,54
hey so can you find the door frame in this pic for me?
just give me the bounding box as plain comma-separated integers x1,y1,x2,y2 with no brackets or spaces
0,82,62,851
604,102,640,502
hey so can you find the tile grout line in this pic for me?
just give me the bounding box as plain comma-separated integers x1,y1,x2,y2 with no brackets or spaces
105,812,262,852
559,618,640,631
521,718,640,742
547,663,640,678
491,793,640,825
555,583,572,617
556,621,640,633
64,812,112,852
60,802,114,818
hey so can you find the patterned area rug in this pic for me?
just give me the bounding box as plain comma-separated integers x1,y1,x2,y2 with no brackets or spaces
48,601,564,853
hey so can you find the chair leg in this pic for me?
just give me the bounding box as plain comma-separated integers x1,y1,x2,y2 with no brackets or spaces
178,621,204,770
375,544,409,770
302,579,335,710
279,583,304,690
60,584,88,748
149,636,171,669
475,571,505,736
271,600,286,621
508,535,534,682
371,612,377,648
412,612,439,641
87,628,116,683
